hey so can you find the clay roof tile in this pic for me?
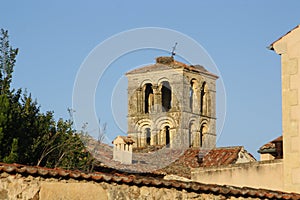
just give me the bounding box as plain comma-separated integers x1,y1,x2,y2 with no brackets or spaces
0,162,299,199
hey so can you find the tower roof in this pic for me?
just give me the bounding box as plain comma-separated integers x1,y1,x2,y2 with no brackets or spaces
126,56,218,79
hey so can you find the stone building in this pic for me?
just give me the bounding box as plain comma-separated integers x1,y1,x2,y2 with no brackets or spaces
126,56,218,149
270,24,300,193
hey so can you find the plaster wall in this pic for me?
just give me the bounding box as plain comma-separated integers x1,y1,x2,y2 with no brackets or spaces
272,26,300,193
191,160,284,191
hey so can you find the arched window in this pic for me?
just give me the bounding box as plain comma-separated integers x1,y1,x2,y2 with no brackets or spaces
144,84,153,113
161,81,171,112
200,124,208,147
146,128,151,145
189,122,198,147
188,123,193,147
190,81,194,111
200,82,208,115
190,79,199,112
165,126,170,147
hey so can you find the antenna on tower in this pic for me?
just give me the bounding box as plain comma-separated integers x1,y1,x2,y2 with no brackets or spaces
171,42,178,58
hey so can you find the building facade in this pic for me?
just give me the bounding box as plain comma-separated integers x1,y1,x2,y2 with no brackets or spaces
126,56,218,149
270,25,300,193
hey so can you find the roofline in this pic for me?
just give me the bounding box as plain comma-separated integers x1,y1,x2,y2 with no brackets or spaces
257,148,276,154
183,67,219,79
268,25,300,51
125,66,182,76
1,162,299,199
126,65,219,79
215,146,243,149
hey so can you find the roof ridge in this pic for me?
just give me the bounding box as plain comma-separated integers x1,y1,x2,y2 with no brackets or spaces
126,56,218,78
215,146,243,149
0,162,299,199
269,24,300,50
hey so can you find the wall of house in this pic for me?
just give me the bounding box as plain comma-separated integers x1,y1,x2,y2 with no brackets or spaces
260,153,275,161
0,171,265,200
191,159,283,191
272,25,300,193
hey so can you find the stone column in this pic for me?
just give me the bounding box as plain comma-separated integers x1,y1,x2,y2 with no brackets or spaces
151,129,159,145
160,129,166,145
152,84,161,113
169,128,176,148
136,87,142,113
191,130,200,147
140,131,146,147
194,86,200,114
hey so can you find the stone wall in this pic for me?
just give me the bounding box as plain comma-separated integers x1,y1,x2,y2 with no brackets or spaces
191,159,283,191
271,25,300,193
126,57,218,149
0,171,266,200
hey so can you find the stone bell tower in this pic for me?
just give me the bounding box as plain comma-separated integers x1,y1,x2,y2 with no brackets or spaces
126,56,218,149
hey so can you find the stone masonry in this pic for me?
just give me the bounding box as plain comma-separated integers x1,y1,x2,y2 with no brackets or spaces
1,168,296,200
126,56,218,149
271,25,300,193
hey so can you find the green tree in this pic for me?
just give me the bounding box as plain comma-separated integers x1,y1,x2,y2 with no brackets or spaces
0,29,18,94
3,138,18,163
0,29,94,171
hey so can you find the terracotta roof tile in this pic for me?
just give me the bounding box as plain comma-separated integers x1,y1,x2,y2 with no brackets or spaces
272,136,283,143
259,135,282,152
156,146,254,179
1,162,300,199
259,142,275,151
200,146,244,167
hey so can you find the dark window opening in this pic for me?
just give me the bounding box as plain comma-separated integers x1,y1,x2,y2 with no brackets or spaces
188,123,192,147
146,128,151,145
165,126,170,147
144,84,153,113
200,82,206,115
161,81,171,112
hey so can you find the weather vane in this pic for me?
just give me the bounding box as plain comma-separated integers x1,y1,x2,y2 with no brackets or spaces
171,42,178,58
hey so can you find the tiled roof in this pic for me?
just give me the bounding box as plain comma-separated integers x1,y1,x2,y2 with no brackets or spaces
259,142,275,151
200,146,249,167
112,136,135,144
272,136,283,143
258,136,282,152
156,146,255,178
155,148,201,178
126,56,218,78
1,162,299,199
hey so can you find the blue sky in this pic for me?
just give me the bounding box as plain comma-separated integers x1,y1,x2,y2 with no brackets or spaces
1,1,300,158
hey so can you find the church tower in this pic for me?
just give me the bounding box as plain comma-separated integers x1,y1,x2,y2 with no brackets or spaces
126,56,218,149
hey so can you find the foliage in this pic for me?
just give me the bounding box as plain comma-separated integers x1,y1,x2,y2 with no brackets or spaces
0,29,94,171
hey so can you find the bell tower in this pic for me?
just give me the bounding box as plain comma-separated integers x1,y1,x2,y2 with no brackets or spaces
126,56,218,149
